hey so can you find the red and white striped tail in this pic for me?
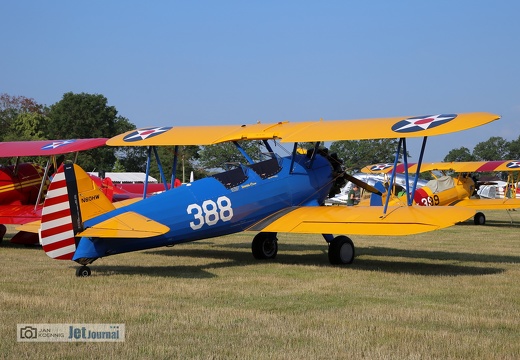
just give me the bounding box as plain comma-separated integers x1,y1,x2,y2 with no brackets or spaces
40,164,77,260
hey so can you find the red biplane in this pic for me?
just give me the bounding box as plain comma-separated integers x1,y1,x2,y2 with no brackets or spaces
0,138,107,244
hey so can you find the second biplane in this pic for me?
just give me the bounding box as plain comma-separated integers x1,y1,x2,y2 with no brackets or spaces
0,138,108,244
38,112,500,276
362,160,520,224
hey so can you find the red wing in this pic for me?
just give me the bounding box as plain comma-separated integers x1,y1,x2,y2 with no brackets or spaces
0,204,42,224
0,138,107,157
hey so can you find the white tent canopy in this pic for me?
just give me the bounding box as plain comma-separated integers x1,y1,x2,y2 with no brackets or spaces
88,172,158,184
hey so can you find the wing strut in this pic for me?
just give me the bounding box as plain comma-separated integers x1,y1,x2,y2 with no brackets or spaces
143,146,152,199
34,158,52,211
152,146,169,190
171,145,179,187
409,136,428,205
383,139,403,215
289,142,298,174
383,136,429,213
233,141,254,164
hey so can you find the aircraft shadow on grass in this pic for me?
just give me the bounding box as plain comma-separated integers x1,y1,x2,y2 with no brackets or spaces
457,219,520,228
94,241,507,278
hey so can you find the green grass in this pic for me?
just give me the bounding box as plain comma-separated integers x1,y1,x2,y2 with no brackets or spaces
1,210,520,359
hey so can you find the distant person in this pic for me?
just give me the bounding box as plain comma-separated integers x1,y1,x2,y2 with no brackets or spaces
347,185,360,206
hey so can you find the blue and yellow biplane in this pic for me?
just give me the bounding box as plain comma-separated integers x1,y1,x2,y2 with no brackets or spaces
38,113,500,276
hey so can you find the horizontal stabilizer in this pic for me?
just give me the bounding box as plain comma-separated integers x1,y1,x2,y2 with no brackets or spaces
16,220,41,234
451,198,520,210
77,211,170,238
248,205,475,236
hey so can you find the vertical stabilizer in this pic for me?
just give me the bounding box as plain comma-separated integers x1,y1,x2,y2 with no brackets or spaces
40,163,116,260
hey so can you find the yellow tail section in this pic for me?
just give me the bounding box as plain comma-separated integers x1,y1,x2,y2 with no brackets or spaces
72,164,116,221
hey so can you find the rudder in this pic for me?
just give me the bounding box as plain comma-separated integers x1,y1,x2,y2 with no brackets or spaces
40,162,115,260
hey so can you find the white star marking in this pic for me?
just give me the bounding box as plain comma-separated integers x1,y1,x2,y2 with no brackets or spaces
394,114,454,132
125,127,169,141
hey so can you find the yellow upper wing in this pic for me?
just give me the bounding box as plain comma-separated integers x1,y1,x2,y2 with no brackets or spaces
107,112,500,146
247,205,475,236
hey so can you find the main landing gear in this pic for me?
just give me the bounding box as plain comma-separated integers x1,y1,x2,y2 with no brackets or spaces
251,232,356,265
252,232,278,259
474,212,486,225
76,265,92,277
328,235,355,265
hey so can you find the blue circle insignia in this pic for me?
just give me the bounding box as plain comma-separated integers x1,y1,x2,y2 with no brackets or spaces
123,127,172,142
391,114,457,133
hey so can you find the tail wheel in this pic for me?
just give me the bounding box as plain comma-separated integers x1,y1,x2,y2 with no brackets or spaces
328,236,355,265
474,212,486,225
252,232,278,259
76,266,92,277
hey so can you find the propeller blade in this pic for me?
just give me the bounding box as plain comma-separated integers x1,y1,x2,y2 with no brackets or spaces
344,173,382,196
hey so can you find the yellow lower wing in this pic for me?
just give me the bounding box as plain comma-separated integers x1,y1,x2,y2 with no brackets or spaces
451,198,520,210
77,211,170,238
247,206,475,236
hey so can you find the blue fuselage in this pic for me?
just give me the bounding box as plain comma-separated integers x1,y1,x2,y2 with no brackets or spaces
73,153,333,261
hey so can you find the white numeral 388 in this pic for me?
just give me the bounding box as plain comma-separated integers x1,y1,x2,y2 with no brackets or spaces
187,196,233,230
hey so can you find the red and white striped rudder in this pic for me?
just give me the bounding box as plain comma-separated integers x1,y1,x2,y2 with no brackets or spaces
40,163,80,260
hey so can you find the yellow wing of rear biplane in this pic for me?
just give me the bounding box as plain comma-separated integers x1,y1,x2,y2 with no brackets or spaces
419,160,520,173
362,160,520,174
106,112,500,146
247,205,475,236
450,198,520,210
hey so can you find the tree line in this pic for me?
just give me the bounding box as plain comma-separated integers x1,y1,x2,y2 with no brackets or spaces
2,92,519,182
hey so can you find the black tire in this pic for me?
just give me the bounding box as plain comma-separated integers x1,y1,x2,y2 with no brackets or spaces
474,212,486,225
0,224,6,245
328,236,355,265
252,232,278,259
76,266,92,277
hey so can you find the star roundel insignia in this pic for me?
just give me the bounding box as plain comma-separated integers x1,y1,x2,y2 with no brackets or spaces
123,127,172,142
506,161,520,169
370,163,393,171
41,139,76,151
391,114,457,133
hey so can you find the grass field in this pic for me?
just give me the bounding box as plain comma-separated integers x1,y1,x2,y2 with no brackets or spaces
1,210,520,359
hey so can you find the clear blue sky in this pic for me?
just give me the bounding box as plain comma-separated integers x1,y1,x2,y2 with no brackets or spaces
1,1,518,162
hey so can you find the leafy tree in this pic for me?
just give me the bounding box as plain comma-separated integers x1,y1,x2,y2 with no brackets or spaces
198,141,262,171
46,92,135,171
10,112,49,140
472,136,509,161
115,147,148,173
329,139,404,172
0,93,44,141
507,135,520,159
443,147,476,162
112,158,126,172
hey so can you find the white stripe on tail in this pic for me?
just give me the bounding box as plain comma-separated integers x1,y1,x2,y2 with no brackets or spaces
40,164,79,260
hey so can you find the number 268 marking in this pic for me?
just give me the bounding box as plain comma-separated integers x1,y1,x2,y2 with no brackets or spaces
187,196,234,230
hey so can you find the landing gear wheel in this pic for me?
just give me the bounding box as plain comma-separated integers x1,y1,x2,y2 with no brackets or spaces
0,224,6,245
76,266,91,277
328,236,355,265
474,212,486,225
252,232,278,259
